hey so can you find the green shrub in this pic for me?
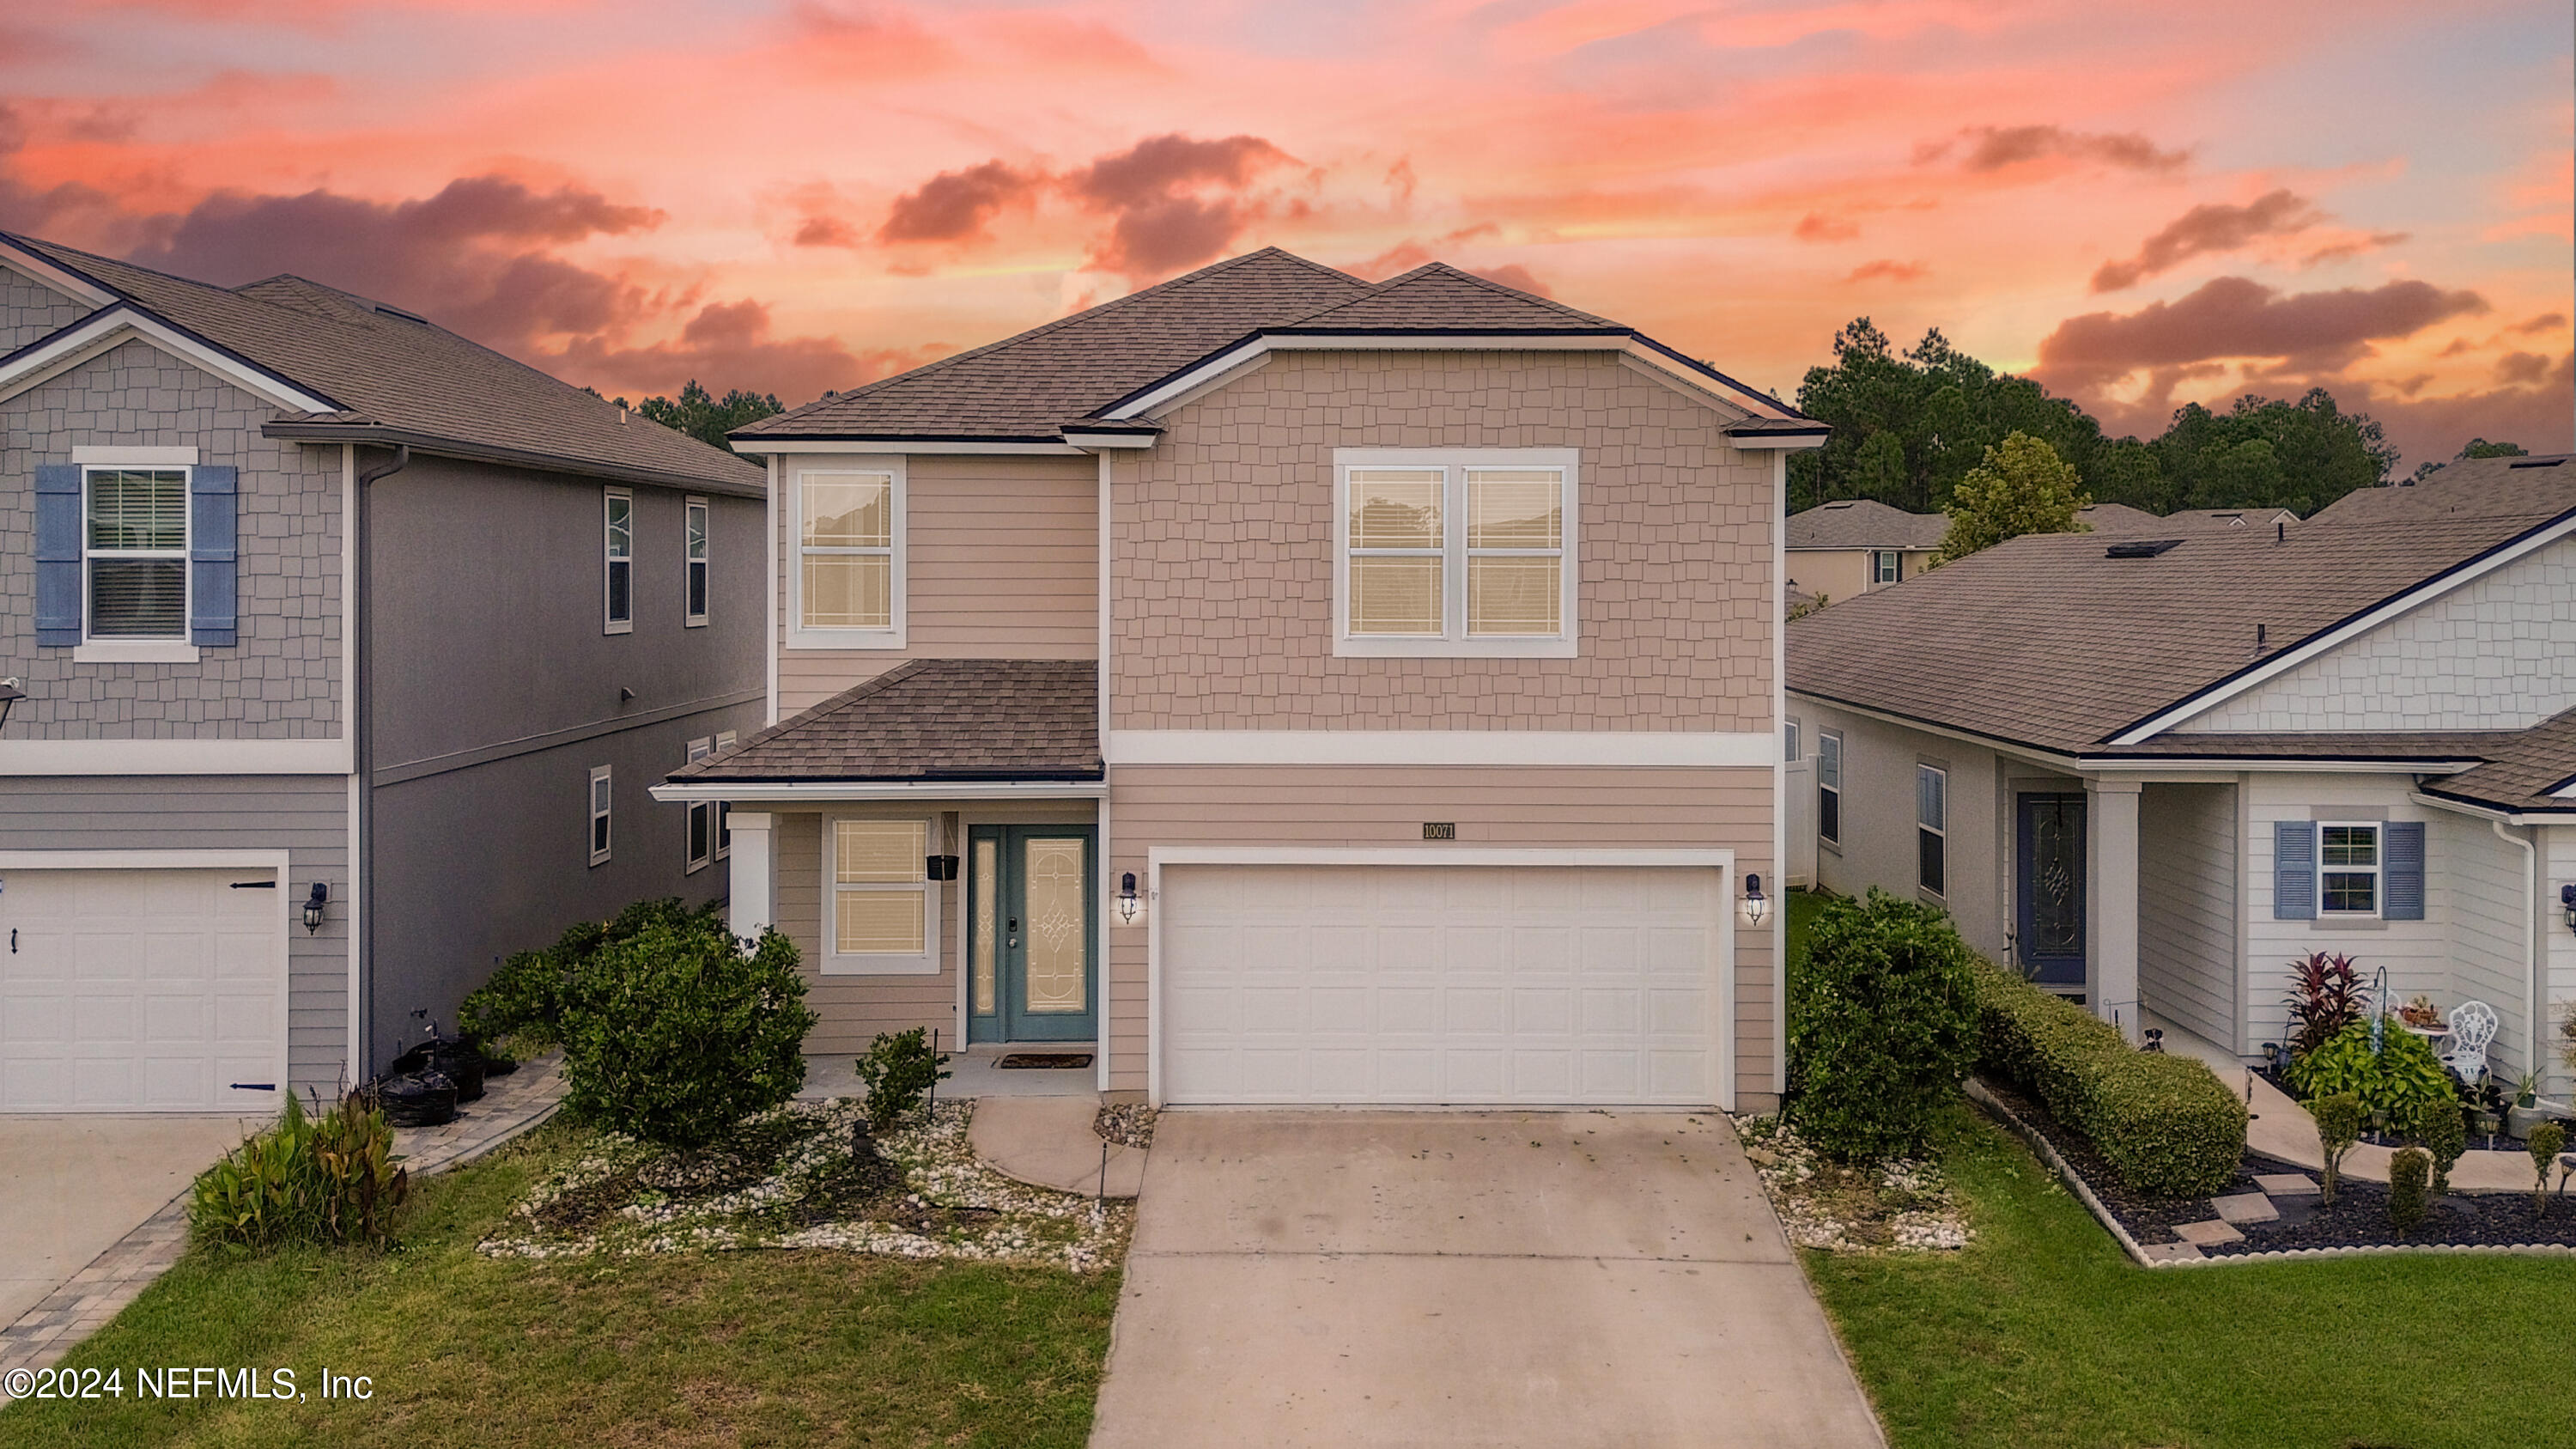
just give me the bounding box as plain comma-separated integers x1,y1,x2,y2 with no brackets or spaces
2417,1093,2467,1196
461,897,724,1050
855,1027,953,1132
2287,1021,2458,1130
559,919,817,1149
2313,1093,2362,1205
2529,1122,2566,1219
2387,1146,2430,1237
1965,959,2246,1197
1787,889,1978,1163
190,1089,408,1252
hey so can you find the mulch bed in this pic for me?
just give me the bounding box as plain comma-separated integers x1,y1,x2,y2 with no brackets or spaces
1976,1077,2576,1257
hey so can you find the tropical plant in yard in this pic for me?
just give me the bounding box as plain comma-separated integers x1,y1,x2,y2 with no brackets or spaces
559,916,817,1149
1787,889,1979,1163
2287,1020,2457,1129
2528,1122,2565,1219
2312,1093,2362,1206
855,1027,952,1132
2283,952,2365,1057
191,1088,408,1251
2387,1147,2430,1237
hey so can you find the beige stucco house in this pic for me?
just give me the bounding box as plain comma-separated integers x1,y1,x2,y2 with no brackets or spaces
653,250,1824,1110
1787,453,2576,1101
1785,498,1944,604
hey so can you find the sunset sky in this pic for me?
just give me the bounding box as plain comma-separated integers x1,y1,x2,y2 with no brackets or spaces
3,0,2569,472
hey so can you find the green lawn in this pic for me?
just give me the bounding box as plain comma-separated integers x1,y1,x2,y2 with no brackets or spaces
0,1124,1119,1449
1787,883,2576,1447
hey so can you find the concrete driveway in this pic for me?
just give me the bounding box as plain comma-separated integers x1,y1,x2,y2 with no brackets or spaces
1091,1111,1885,1449
0,1116,249,1328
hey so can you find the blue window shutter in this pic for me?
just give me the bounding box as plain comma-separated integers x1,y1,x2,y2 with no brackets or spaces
2383,821,2425,921
33,464,81,646
189,466,238,647
2273,821,2316,920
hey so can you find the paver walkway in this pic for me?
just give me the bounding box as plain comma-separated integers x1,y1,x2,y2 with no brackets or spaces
1089,1111,1886,1449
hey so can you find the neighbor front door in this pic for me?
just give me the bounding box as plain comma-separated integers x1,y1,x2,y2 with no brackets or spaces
965,825,1098,1044
2015,794,2087,989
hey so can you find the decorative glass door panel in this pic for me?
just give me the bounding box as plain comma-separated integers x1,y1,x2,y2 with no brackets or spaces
966,825,1097,1043
2015,794,2087,989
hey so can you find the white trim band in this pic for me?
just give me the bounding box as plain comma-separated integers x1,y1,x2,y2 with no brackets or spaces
1107,730,1777,768
0,738,353,776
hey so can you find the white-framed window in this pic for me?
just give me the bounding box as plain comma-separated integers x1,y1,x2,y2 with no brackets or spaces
604,488,633,633
1872,550,1900,585
1784,719,1801,763
2319,821,2380,916
683,496,709,627
1917,764,1947,897
1818,731,1843,844
587,764,613,866
791,464,904,648
684,738,714,874
714,730,737,860
85,466,191,642
824,816,939,974
1332,447,1577,658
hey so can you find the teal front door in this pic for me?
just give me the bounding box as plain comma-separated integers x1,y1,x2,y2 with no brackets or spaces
965,825,1099,1044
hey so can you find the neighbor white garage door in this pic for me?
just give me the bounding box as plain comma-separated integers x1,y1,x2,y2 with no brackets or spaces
1159,863,1725,1105
0,868,288,1111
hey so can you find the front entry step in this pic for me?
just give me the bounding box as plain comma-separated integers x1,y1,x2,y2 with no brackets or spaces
968,1097,1145,1198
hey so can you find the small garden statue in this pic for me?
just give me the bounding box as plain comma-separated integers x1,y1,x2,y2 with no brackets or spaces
2529,1122,2566,1220
2312,1093,2362,1207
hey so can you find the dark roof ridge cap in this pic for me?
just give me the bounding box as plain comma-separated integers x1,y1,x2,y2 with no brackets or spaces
740,248,1366,436
0,294,349,411
1304,259,1619,328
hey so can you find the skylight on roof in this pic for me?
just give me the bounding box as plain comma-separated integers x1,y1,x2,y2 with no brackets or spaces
2104,539,2184,558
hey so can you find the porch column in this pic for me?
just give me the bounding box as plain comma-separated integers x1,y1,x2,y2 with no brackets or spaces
728,811,775,938
2086,780,2142,1043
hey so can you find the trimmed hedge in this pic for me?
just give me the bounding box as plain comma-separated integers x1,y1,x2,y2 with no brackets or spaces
1967,960,2246,1197
1787,889,1980,1163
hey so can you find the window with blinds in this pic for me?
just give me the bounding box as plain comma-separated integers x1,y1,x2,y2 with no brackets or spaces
831,819,933,966
86,468,188,639
1337,453,1574,655
801,473,895,630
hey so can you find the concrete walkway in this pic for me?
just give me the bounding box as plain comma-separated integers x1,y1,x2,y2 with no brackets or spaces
1090,1111,1886,1449
2241,1070,2543,1190
969,1096,1145,1197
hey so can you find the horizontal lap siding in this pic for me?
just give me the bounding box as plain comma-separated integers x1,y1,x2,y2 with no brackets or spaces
2440,811,2536,1084
775,453,1098,717
2137,782,2239,1052
2245,775,2460,1058
774,811,961,1053
1106,764,1777,1106
2548,825,2576,1099
0,774,349,1094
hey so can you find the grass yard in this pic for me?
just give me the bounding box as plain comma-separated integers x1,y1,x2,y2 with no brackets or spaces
0,1123,1120,1449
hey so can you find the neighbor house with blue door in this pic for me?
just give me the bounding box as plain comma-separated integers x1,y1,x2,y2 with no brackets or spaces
1787,451,2576,1099
0,231,766,1111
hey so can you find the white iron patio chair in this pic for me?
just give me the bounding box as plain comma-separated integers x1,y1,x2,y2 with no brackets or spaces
2442,1000,2499,1084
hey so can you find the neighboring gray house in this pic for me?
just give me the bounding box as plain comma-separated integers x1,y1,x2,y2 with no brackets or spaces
1785,499,1945,604
0,233,766,1109
1788,454,2576,1099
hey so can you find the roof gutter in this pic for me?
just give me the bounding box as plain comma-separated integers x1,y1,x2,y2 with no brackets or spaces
264,421,764,498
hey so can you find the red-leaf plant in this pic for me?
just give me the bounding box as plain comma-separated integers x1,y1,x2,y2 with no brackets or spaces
2284,951,2366,1058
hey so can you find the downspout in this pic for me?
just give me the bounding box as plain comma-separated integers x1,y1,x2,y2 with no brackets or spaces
352,444,409,1076
2492,817,2541,1087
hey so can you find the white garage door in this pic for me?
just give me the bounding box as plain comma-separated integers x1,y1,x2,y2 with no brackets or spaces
1160,864,1724,1105
0,868,288,1111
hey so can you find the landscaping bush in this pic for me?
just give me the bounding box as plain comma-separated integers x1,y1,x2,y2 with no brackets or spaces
1966,959,2246,1197
2287,1020,2458,1129
190,1088,408,1252
2387,1147,2430,1237
559,917,818,1149
1787,889,1978,1163
2313,1093,2362,1206
854,1027,953,1132
2417,1093,2467,1196
2282,951,2365,1057
461,897,724,1050
2529,1122,2565,1219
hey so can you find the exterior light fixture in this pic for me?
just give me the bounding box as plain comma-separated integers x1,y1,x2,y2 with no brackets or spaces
0,678,22,734
1116,871,1143,925
1741,873,1768,926
2561,883,2576,935
302,881,329,933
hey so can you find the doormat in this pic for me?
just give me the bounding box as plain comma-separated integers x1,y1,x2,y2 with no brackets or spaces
994,1053,1094,1070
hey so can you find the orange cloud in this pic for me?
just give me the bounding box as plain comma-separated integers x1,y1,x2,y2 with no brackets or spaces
2036,276,2490,389
1844,259,1929,283
2091,189,2323,291
1918,124,2190,174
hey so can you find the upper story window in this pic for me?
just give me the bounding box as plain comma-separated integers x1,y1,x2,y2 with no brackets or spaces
792,466,904,648
604,489,634,633
1817,730,1843,845
2319,822,2379,916
1872,551,1901,585
1784,719,1801,764
1333,448,1577,659
87,467,189,639
684,496,709,627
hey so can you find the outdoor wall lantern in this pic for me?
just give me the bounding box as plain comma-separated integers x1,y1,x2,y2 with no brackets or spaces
1741,873,1768,927
1116,871,1144,925
302,881,329,934
2561,883,2576,935
0,678,22,734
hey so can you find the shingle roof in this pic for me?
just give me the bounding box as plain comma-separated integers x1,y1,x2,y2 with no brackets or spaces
738,249,1802,443
2416,705,2576,815
2073,502,2161,533
2307,454,2574,527
1786,486,2576,755
3,234,762,495
672,660,1100,783
1786,500,1947,551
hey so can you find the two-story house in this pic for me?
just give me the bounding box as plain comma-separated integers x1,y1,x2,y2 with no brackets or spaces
656,250,1820,1111
0,232,765,1111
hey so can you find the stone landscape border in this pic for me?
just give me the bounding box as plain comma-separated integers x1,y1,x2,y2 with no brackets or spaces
1965,1079,2576,1269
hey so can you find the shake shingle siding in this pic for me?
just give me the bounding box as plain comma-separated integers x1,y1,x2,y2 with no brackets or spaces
1,264,93,353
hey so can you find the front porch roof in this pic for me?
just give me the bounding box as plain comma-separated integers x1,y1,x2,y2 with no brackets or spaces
2415,703,2576,817
670,659,1100,786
